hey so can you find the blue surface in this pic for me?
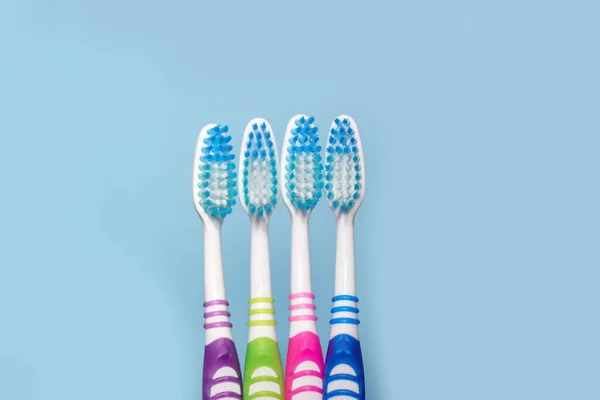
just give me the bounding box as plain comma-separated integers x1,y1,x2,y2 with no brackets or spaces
1,1,599,399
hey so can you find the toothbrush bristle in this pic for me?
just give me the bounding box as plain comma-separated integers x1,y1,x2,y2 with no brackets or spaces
325,118,362,212
196,124,237,219
284,116,323,211
241,121,278,217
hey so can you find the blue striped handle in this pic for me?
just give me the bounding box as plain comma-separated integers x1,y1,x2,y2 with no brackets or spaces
323,334,365,399
323,295,365,399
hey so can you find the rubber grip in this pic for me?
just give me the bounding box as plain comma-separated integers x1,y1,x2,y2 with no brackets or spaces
202,338,243,400
323,334,365,400
243,337,284,399
285,331,325,398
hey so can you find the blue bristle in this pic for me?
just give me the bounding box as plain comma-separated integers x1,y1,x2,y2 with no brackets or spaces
240,120,278,218
283,116,323,211
324,117,363,211
197,124,237,219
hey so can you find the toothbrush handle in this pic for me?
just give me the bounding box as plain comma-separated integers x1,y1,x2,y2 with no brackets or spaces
323,295,365,400
285,292,324,398
285,331,325,398
244,297,284,399
244,338,285,399
202,300,242,400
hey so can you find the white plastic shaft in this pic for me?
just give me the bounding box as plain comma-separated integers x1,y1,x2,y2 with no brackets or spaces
331,212,359,340
203,218,233,344
289,213,319,337
250,218,273,298
204,219,226,301
249,217,277,341
334,213,356,297
291,214,312,294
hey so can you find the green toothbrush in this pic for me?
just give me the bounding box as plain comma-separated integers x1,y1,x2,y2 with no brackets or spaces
238,118,284,399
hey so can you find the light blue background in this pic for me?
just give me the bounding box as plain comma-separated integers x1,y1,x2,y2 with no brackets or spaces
1,0,599,399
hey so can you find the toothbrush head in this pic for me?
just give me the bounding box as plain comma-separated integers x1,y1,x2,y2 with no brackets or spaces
192,123,237,221
280,114,324,215
238,118,278,218
324,115,365,216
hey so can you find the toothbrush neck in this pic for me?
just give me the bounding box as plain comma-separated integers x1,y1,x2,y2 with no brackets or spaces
204,220,226,302
291,215,312,294
250,218,272,298
335,213,356,296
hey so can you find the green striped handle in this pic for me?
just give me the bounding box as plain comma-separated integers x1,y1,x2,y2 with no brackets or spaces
243,337,284,399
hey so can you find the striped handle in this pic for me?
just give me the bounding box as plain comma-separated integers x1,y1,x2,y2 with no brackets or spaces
202,300,243,400
323,295,365,400
244,297,284,400
285,292,325,398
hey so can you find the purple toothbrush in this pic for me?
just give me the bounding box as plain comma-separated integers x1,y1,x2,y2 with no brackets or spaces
193,124,242,400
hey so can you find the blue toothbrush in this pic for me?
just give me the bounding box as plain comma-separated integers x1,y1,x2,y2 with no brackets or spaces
323,115,366,400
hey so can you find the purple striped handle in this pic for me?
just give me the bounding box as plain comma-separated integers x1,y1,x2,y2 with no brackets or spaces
203,300,233,329
202,300,242,400
203,338,242,400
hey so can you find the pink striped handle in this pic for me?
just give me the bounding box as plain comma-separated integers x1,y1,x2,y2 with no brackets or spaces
288,292,318,322
286,292,324,398
285,332,324,399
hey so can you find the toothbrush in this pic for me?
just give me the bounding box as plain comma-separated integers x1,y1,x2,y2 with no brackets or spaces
281,115,325,399
322,116,366,400
238,118,285,400
192,124,243,400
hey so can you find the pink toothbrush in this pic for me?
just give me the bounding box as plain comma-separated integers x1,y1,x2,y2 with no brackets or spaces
281,115,325,399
